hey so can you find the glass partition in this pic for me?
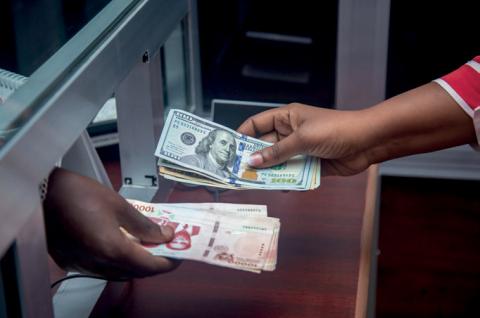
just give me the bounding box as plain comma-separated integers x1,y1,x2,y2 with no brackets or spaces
162,23,189,114
0,1,200,316
0,0,112,77
0,0,140,149
0,0,200,149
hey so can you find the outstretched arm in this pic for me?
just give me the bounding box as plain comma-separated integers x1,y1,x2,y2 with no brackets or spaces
238,81,476,176
359,81,475,165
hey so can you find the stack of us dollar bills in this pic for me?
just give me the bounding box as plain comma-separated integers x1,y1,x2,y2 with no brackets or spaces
127,199,280,273
154,109,321,190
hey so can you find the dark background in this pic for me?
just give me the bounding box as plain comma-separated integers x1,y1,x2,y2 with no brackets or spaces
386,1,480,97
197,0,338,108
0,0,110,76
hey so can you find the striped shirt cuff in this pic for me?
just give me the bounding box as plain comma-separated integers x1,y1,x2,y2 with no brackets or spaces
433,56,480,147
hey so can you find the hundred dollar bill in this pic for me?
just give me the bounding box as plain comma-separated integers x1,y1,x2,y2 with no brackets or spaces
155,109,320,190
159,163,319,191
126,199,279,272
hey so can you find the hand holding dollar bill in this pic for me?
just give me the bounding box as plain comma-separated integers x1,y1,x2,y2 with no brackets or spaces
126,199,279,273
155,109,320,190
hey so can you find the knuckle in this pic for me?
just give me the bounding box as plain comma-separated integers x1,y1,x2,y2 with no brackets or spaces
245,116,255,125
147,225,165,242
143,220,159,236
238,117,255,135
287,102,301,110
248,117,260,135
267,143,281,162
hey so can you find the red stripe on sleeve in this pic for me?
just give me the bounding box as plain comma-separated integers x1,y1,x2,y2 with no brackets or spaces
473,56,480,63
441,63,480,111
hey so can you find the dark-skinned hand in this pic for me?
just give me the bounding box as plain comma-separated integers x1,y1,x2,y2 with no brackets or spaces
237,103,371,176
237,84,475,176
44,168,180,279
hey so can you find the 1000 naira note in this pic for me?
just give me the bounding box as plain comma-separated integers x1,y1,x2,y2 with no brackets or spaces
154,109,320,190
126,199,279,272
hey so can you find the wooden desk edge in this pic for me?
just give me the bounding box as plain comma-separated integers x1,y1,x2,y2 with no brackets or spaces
354,165,380,318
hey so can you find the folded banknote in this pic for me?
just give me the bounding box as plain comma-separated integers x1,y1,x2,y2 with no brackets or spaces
155,109,320,190
127,199,279,273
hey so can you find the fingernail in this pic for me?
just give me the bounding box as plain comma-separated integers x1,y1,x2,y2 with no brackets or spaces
160,225,174,239
247,153,263,166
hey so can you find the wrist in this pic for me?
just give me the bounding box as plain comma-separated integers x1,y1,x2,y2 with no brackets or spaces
347,107,387,166
352,82,477,166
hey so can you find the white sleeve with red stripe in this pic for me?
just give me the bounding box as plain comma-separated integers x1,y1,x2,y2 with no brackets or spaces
434,56,480,145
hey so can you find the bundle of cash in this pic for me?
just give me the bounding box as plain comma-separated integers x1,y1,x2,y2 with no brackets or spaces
155,109,320,190
127,199,280,273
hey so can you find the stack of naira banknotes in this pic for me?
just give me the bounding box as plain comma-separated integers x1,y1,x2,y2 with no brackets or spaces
127,199,280,273
155,109,320,190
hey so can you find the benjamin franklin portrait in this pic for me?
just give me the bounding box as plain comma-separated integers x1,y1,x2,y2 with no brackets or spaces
180,129,237,178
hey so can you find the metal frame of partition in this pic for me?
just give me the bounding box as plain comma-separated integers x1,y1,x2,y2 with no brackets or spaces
335,0,391,110
335,1,391,317
0,0,202,317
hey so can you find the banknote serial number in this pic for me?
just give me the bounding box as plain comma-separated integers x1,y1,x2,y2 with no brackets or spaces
172,119,208,135
234,260,259,268
239,142,263,153
161,151,181,161
242,225,268,232
237,208,262,212
174,112,193,121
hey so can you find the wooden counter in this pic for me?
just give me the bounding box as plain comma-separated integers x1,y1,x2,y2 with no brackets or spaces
90,166,379,318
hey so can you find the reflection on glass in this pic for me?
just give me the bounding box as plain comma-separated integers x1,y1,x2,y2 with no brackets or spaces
89,97,119,148
162,23,189,116
0,0,111,76
0,69,27,104
0,0,117,149
0,69,27,147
